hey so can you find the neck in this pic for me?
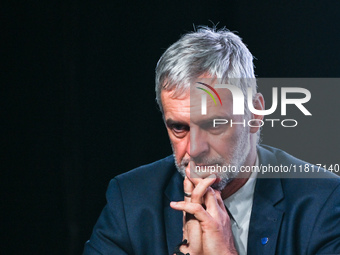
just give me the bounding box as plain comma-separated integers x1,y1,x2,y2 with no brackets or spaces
221,145,257,200
221,177,250,199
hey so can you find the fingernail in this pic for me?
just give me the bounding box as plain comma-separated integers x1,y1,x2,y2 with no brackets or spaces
170,202,177,206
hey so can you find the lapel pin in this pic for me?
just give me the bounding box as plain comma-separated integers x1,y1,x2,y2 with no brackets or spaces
261,237,269,245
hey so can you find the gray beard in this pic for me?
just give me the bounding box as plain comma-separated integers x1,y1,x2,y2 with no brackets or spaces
172,128,251,191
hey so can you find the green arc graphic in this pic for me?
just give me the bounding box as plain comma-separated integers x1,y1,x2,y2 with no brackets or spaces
196,87,217,105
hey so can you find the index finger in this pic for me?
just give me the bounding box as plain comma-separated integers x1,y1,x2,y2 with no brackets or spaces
184,176,194,203
185,165,202,187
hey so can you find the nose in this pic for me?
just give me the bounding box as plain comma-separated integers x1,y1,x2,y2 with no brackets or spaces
188,126,209,158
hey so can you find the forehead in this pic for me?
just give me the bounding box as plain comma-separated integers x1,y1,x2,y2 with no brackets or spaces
191,83,234,121
161,79,234,122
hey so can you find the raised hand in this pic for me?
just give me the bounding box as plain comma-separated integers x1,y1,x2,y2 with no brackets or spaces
170,168,238,255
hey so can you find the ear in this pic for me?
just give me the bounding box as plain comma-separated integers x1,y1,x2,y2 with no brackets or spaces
249,93,265,134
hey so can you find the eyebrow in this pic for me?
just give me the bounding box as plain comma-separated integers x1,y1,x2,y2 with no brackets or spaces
165,118,189,127
194,115,232,126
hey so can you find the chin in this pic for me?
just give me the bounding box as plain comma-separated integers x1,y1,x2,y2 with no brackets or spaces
211,177,233,191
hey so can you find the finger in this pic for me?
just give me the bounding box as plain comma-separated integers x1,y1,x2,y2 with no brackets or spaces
182,211,188,241
172,201,202,253
183,176,194,203
171,201,206,251
183,173,195,243
214,189,226,211
191,174,216,204
185,166,202,187
170,201,212,223
183,175,195,241
185,219,202,253
204,187,221,218
182,214,202,252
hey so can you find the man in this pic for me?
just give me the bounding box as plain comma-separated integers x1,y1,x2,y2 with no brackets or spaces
83,27,340,255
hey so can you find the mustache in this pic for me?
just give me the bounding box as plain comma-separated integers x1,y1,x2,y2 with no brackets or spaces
180,156,224,166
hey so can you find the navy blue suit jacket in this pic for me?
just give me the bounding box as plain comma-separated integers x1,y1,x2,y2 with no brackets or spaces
83,145,340,254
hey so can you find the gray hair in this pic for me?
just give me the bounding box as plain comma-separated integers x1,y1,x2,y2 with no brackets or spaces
155,26,256,115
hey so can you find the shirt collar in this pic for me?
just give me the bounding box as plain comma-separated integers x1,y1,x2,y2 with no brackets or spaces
223,156,258,228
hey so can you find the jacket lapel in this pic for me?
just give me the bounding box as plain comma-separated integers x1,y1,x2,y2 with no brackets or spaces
164,171,184,255
247,146,285,255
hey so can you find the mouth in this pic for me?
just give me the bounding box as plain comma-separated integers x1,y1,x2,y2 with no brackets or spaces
193,163,221,169
188,164,219,178
194,161,221,166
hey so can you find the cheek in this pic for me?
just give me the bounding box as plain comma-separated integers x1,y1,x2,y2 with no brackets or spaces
169,136,189,159
171,139,187,155
208,130,238,155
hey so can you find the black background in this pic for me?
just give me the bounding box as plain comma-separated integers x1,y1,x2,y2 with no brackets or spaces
3,1,340,254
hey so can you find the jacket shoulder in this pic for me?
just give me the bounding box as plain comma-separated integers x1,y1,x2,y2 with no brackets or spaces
110,155,176,198
258,144,340,200
259,144,340,179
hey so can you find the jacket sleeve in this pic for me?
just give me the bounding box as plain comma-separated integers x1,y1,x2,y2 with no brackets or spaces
308,182,340,255
83,178,133,255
